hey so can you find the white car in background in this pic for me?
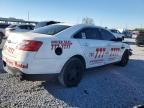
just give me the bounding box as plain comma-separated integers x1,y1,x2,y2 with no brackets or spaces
2,23,132,87
34,21,60,29
5,24,34,37
0,23,10,39
132,31,139,39
110,29,125,40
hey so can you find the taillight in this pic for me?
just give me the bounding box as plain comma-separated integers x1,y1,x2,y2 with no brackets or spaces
17,40,43,51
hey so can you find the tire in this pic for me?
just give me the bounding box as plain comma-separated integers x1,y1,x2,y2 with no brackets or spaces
116,50,129,66
58,57,85,87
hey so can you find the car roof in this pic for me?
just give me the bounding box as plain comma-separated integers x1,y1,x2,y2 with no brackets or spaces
52,23,104,29
52,23,107,38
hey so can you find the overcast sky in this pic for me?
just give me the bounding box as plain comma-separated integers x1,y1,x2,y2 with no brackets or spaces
0,0,144,29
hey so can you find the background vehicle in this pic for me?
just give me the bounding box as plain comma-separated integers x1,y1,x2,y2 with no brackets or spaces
132,31,139,39
110,29,125,40
2,24,131,87
34,21,60,29
0,23,10,38
123,30,132,38
5,24,35,37
136,31,144,46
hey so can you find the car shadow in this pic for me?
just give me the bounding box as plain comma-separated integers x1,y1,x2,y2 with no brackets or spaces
41,59,144,107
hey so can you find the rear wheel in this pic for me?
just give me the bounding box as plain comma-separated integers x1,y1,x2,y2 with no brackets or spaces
58,57,85,87
116,50,129,66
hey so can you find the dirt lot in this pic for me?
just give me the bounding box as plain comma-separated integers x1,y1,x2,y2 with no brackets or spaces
0,38,144,108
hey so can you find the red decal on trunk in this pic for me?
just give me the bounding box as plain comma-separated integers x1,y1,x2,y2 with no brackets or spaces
51,40,72,50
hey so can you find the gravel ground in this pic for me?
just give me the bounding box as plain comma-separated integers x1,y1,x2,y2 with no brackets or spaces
0,38,144,108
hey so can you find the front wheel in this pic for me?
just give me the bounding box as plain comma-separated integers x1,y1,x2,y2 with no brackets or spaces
58,57,85,87
116,50,129,66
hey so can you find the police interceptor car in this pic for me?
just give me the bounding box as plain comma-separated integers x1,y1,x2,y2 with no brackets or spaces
2,23,132,87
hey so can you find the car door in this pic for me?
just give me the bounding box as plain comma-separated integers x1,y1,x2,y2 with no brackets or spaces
73,27,109,68
100,28,123,64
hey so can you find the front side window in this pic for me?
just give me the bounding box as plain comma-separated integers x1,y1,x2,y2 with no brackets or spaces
32,25,70,35
100,29,115,40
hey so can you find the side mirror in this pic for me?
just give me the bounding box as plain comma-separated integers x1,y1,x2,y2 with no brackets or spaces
111,38,122,42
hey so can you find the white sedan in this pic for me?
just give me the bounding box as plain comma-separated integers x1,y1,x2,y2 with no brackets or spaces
110,29,125,40
5,24,34,37
2,23,132,87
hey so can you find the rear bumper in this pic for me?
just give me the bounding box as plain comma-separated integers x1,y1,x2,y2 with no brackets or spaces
3,62,58,81
2,55,65,74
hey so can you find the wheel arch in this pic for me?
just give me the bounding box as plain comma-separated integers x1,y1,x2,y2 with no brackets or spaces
70,55,86,69
62,54,86,70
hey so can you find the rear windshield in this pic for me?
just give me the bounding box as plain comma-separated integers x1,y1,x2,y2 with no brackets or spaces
32,25,70,35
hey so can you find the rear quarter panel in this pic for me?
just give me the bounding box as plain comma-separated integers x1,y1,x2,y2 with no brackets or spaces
35,38,84,59
34,38,85,68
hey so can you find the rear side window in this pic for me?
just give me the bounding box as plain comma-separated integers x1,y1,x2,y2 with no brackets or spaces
32,25,70,35
74,28,102,40
100,29,115,40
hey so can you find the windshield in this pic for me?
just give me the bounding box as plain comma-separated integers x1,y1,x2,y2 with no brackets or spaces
32,25,70,35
